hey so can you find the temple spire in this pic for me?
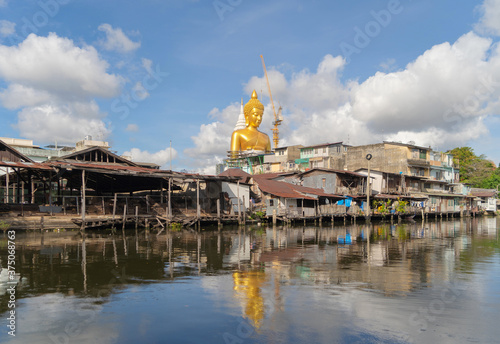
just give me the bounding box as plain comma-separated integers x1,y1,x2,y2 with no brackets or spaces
234,98,246,131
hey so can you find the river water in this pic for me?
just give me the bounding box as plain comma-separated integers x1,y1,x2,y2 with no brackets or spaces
1,217,499,344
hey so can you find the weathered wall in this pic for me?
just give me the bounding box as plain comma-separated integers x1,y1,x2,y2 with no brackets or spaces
346,144,408,174
302,172,337,194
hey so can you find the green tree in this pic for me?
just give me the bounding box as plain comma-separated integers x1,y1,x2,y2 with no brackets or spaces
479,168,500,189
447,147,497,187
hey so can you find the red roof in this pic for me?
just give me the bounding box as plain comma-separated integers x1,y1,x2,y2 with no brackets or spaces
47,161,160,173
253,172,298,180
253,176,344,200
471,190,497,197
299,168,365,178
0,161,53,170
218,168,253,183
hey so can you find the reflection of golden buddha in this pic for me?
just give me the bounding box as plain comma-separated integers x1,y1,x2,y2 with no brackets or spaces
230,90,271,157
233,271,267,330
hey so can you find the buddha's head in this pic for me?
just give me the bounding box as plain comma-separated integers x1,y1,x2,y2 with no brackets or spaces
244,90,265,128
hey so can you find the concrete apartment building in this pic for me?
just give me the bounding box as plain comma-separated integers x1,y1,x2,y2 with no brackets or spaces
295,142,351,170
345,141,459,183
263,145,303,172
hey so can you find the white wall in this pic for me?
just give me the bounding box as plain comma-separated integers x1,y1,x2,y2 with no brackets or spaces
222,182,250,210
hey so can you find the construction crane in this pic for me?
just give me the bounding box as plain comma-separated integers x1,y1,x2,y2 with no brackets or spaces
260,55,283,149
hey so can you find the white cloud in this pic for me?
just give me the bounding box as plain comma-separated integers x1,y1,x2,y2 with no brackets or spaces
0,20,15,37
17,102,111,144
475,0,500,36
131,81,149,100
0,84,52,109
0,33,122,99
123,147,177,168
0,33,122,144
350,32,499,135
379,58,397,72
98,24,141,53
188,30,500,172
142,58,153,73
184,103,240,172
125,123,139,132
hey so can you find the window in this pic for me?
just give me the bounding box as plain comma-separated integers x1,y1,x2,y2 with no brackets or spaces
269,199,274,206
419,149,427,160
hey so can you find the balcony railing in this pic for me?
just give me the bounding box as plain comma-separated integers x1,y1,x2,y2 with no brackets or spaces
407,159,430,167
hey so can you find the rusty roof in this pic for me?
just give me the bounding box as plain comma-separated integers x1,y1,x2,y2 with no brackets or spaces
253,172,299,180
48,161,157,173
470,189,497,197
298,168,365,178
218,168,253,183
0,161,53,170
253,177,315,199
253,176,344,200
300,142,344,149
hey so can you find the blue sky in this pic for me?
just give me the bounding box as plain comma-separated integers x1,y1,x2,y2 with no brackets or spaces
0,0,499,173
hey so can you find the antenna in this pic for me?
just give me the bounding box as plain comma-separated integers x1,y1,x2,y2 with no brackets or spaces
260,55,282,149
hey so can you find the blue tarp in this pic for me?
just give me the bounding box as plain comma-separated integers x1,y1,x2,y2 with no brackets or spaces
337,196,353,207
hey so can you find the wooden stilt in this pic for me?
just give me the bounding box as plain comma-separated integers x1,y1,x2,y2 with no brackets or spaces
112,193,117,229
168,177,172,222
81,170,86,231
196,179,200,221
217,198,221,227
122,205,127,231
135,206,139,230
30,173,35,204
237,180,241,225
5,167,9,203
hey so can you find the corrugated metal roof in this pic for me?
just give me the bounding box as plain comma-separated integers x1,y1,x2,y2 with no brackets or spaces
253,172,298,180
218,168,252,183
48,161,156,173
0,161,53,170
298,167,365,178
300,142,344,149
254,177,316,199
470,190,497,197
254,176,344,200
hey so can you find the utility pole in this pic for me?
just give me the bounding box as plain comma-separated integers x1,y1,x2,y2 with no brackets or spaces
366,154,372,221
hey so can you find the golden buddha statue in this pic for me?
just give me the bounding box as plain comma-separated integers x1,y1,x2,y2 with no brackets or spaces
230,90,271,157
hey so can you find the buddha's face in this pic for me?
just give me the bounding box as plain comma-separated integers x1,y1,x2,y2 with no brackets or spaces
247,107,263,128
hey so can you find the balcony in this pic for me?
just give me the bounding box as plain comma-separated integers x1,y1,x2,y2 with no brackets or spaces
407,159,430,167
